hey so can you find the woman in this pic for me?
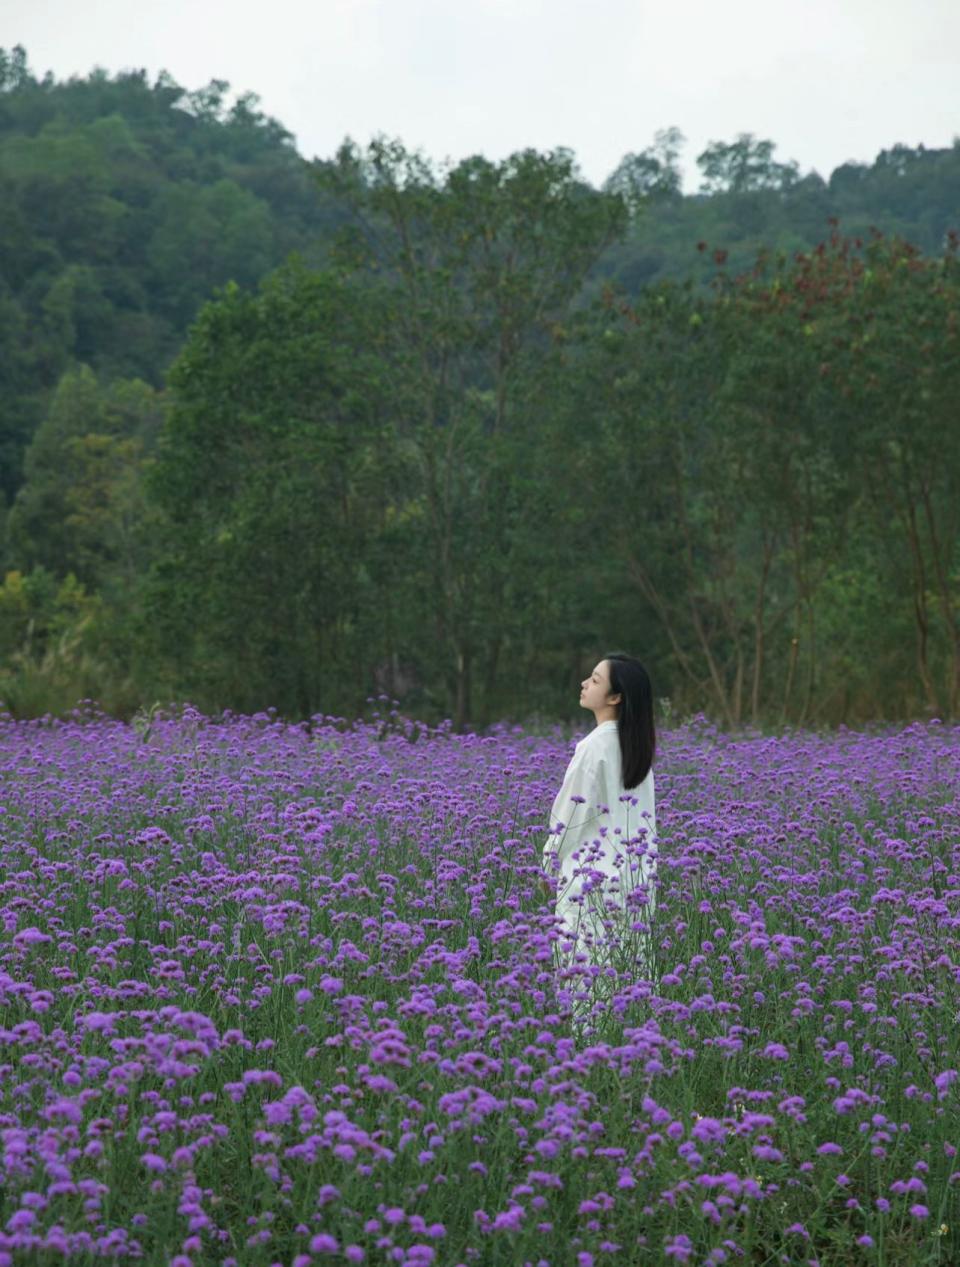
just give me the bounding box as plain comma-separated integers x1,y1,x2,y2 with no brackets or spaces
542,653,657,983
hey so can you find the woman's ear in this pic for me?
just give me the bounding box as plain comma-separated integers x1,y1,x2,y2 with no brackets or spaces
609,693,622,707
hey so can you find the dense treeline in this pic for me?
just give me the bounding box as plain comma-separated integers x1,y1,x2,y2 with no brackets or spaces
1,49,958,725
0,45,343,505
603,127,960,293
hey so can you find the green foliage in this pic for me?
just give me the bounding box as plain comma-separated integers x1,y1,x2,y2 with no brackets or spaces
7,365,165,588
0,567,128,717
696,132,800,194
600,134,960,298
3,46,960,725
145,179,276,325
0,566,91,658
603,127,685,217
0,47,343,504
562,232,960,725
143,263,396,716
317,139,628,725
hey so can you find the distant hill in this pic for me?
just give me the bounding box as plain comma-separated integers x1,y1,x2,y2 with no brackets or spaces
1,44,958,504
598,132,960,293
0,46,343,502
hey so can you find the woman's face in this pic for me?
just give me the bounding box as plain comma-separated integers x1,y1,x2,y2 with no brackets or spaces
580,660,617,715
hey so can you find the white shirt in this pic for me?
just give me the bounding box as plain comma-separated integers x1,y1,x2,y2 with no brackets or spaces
543,720,656,903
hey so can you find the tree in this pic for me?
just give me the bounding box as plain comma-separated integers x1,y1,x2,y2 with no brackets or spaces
0,50,348,519
0,45,31,94
143,264,397,715
814,233,960,714
318,139,628,725
697,133,800,195
562,229,960,725
604,127,686,215
145,179,276,325
553,280,771,727
6,365,164,587
0,282,33,506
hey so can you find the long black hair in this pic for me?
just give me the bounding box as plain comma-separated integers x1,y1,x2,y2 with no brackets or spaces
605,652,655,789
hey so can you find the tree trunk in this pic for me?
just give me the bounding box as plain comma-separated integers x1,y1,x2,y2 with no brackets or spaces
626,555,708,698
781,634,799,724
484,636,501,720
799,599,816,726
919,481,960,717
672,464,739,727
904,500,939,714
454,646,472,732
751,536,773,725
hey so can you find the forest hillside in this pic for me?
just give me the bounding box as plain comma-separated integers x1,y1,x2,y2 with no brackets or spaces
1,46,958,726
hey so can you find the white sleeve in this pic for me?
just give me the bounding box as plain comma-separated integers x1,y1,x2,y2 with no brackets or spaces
543,748,606,871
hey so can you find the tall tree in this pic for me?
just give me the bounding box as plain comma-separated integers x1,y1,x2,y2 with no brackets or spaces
143,264,396,715
6,365,165,587
319,139,628,725
604,127,686,216
817,233,960,714
697,133,800,195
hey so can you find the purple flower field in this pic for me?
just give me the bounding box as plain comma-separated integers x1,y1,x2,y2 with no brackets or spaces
0,705,958,1265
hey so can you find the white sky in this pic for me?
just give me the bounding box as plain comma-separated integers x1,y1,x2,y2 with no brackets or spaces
4,0,959,190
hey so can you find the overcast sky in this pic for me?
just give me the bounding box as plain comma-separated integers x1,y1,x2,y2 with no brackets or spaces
5,0,959,190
